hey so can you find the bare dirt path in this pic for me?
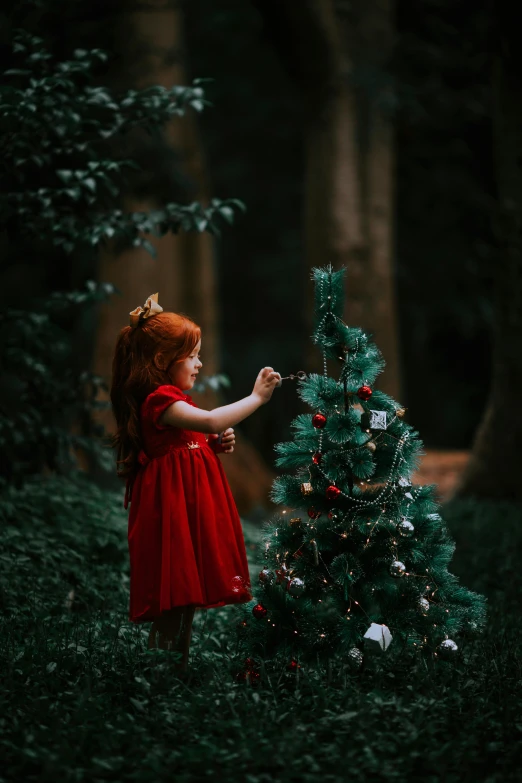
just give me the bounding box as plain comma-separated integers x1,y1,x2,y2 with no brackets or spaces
413,450,470,502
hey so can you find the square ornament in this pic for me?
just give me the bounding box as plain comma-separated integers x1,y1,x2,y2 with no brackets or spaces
363,622,393,654
369,410,387,430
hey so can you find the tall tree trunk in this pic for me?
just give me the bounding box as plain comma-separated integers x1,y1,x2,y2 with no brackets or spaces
455,8,522,501
91,1,275,514
254,0,401,399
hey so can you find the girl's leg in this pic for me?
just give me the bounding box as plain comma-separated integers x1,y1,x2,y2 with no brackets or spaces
176,606,196,671
147,607,184,651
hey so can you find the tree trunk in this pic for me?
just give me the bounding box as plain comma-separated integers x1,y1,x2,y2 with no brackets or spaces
91,1,275,514
254,0,401,399
455,13,522,501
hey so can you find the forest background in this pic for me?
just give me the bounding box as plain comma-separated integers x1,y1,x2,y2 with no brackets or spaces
3,0,519,516
2,1,522,781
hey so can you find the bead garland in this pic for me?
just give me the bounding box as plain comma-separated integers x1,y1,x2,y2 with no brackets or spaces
314,271,411,508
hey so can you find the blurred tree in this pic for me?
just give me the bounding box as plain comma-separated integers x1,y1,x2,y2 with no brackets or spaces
86,0,275,512
456,1,522,501
252,0,402,400
0,15,241,487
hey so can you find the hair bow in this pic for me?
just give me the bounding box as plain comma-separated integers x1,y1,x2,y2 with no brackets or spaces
129,292,163,328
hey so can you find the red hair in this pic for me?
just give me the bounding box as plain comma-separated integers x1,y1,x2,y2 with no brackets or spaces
110,311,201,479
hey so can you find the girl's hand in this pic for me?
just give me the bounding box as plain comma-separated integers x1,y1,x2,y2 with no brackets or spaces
220,428,235,453
252,366,282,405
208,428,235,454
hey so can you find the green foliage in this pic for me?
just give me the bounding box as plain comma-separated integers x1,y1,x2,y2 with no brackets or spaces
0,474,128,619
0,283,115,487
239,266,486,673
1,30,245,254
0,474,520,781
0,28,243,483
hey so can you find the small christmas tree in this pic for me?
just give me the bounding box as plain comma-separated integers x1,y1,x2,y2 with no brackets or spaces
237,266,486,680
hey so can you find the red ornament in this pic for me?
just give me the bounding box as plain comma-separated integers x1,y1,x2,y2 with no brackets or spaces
236,669,261,686
275,563,290,584
247,670,261,686
326,485,341,501
312,452,323,465
252,603,267,619
307,507,321,519
287,659,301,672
312,413,327,429
231,574,252,600
357,385,373,401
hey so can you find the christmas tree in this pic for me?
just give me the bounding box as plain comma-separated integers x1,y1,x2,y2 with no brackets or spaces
236,266,486,681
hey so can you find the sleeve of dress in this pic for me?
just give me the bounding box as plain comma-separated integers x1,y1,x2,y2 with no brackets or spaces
145,385,188,430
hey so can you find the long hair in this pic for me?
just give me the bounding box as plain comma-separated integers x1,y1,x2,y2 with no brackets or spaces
110,311,201,479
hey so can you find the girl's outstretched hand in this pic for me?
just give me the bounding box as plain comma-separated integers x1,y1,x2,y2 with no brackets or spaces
208,428,235,454
252,367,282,405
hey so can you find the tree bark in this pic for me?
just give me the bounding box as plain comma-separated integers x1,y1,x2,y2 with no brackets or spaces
91,0,275,513
455,10,522,501
254,0,401,399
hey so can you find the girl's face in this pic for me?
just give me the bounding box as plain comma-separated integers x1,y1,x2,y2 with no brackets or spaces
168,339,202,391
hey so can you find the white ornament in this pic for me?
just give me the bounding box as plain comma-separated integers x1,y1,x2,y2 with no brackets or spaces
419,597,430,614
438,639,458,658
369,410,387,430
363,622,393,654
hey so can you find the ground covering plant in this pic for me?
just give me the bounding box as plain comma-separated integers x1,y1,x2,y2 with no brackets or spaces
0,473,520,783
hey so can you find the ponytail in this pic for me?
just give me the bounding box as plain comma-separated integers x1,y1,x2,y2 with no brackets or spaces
110,327,141,478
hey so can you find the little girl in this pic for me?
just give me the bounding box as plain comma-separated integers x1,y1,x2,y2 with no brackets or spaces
110,293,281,671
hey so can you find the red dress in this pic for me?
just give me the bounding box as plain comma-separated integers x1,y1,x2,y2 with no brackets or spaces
124,384,253,623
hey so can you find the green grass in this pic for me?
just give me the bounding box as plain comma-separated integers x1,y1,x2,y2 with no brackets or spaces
1,475,521,782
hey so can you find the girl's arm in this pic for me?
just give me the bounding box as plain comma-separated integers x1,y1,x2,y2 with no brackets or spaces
159,367,282,433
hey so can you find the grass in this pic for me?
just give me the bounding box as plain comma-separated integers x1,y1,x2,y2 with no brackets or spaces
1,475,521,782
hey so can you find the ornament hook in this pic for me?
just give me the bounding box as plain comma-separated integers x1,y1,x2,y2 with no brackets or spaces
276,370,307,388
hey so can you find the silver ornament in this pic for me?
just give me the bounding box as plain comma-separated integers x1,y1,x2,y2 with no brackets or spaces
398,477,412,488
398,519,415,537
369,410,387,430
438,639,458,658
286,577,305,598
418,597,430,615
390,560,407,578
346,647,363,670
363,622,393,653
427,513,442,522
258,568,275,585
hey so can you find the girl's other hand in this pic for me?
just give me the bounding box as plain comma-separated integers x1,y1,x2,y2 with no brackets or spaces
220,428,235,453
208,428,235,454
252,366,282,405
